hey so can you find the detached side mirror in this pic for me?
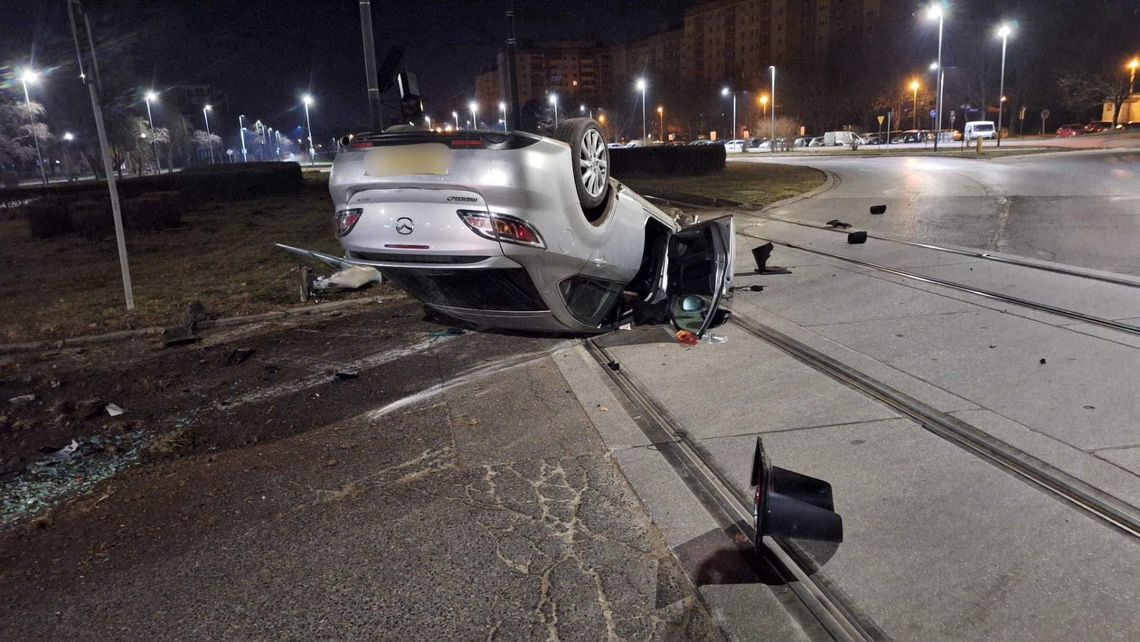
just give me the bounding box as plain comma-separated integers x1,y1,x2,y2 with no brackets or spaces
751,437,843,547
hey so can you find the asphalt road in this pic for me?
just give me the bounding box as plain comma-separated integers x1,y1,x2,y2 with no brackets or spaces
738,149,1140,275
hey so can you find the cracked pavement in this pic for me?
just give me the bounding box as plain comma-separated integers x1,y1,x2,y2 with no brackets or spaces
0,304,721,639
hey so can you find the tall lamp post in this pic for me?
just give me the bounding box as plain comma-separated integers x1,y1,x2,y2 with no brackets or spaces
759,94,768,119
995,24,1013,147
657,106,664,140
721,87,742,139
144,90,162,173
452,111,460,130
302,94,315,165
1128,57,1139,98
469,101,479,130
927,4,945,151
19,69,48,185
548,94,558,128
202,104,216,163
500,101,507,130
635,78,647,141
910,80,920,130
239,114,248,162
769,66,777,152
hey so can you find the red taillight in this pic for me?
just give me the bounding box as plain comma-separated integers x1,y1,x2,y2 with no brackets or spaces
450,139,483,148
336,208,363,237
457,210,544,249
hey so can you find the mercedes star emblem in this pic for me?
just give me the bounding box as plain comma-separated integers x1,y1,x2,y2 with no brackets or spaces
395,217,414,235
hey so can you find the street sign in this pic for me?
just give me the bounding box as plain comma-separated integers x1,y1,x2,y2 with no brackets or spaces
876,115,885,126
1040,109,1050,120
1019,106,1027,119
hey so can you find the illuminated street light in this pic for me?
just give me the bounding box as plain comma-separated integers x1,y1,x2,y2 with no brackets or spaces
19,69,47,184
635,78,647,141
657,105,664,141
548,94,558,128
910,80,920,130
452,111,459,130
425,115,431,130
63,132,74,142
996,23,1014,146
499,101,507,130
927,3,946,150
302,94,315,165
202,104,216,163
143,90,163,173
759,94,769,118
1128,57,1139,96
238,114,248,163
469,101,479,130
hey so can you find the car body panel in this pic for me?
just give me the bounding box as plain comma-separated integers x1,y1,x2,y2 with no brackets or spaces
286,129,730,336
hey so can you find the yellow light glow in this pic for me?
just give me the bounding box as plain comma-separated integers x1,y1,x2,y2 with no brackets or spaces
910,80,920,91
1129,58,1140,71
759,95,769,106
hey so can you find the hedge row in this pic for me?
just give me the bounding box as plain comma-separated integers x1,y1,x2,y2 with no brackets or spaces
25,191,185,239
1,161,304,208
609,145,726,177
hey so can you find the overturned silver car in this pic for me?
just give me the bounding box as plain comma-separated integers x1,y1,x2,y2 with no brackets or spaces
282,118,733,336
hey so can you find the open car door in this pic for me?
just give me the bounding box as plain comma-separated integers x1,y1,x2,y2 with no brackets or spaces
666,216,735,338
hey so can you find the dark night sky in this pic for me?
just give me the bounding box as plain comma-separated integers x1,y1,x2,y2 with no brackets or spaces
1,0,1136,144
0,0,691,141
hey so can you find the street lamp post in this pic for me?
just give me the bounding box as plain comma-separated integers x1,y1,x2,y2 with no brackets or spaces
721,87,740,139
500,102,507,131
19,69,48,185
144,90,162,173
1128,57,1139,99
769,66,777,152
203,104,216,163
453,111,460,130
759,94,768,119
469,101,479,130
996,24,1013,147
302,94,315,165
657,106,664,140
239,114,248,163
910,80,920,130
636,78,647,141
548,94,558,129
928,4,945,151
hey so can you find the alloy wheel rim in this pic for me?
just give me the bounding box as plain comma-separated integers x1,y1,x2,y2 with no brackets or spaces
578,128,608,198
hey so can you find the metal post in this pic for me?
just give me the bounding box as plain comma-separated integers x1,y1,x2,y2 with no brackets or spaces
144,96,162,173
203,106,216,163
934,14,944,151
913,86,919,130
303,102,315,165
67,0,133,311
359,0,383,131
997,33,1008,147
504,0,520,131
20,77,48,185
769,66,776,152
239,115,248,162
732,93,737,139
641,86,647,141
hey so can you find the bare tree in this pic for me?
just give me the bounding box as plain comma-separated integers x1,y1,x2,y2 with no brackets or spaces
1057,72,1130,126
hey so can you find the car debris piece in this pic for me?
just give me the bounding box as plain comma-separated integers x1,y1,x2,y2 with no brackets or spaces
1039,358,1047,365
105,403,125,417
8,394,36,404
731,285,765,292
40,439,80,463
847,231,868,244
333,371,359,382
226,348,255,365
869,205,887,215
163,300,207,348
675,330,700,346
750,243,791,275
317,266,382,290
607,361,621,372
825,219,852,229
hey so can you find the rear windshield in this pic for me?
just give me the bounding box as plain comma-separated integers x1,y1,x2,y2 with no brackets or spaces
973,124,994,131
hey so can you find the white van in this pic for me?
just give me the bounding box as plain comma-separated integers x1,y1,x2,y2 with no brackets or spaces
964,121,996,141
823,131,865,147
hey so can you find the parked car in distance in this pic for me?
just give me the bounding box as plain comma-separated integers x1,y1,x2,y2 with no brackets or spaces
808,136,825,147
792,136,811,148
964,121,996,141
724,139,746,153
1083,122,1107,134
744,138,773,152
1056,124,1084,138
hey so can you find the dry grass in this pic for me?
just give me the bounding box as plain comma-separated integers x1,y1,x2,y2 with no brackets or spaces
621,162,826,208
0,173,370,342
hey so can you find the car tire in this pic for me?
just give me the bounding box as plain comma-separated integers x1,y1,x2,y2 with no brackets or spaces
555,118,609,211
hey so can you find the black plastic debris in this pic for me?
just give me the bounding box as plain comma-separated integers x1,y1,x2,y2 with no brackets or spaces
731,285,765,292
163,301,208,348
226,348,255,365
1039,358,1047,365
607,361,621,372
847,231,868,244
750,243,791,275
334,371,359,382
825,219,852,229
869,205,887,215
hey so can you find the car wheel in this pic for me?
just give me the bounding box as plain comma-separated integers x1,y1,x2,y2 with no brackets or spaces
555,118,609,210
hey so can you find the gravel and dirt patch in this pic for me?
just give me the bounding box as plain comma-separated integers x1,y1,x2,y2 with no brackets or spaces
621,162,826,208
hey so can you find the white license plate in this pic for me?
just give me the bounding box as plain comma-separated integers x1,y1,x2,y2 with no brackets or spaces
363,144,453,177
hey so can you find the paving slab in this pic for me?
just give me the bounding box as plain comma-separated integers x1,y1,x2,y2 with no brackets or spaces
606,325,899,440
810,309,1140,451
699,421,1140,642
1096,446,1140,477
